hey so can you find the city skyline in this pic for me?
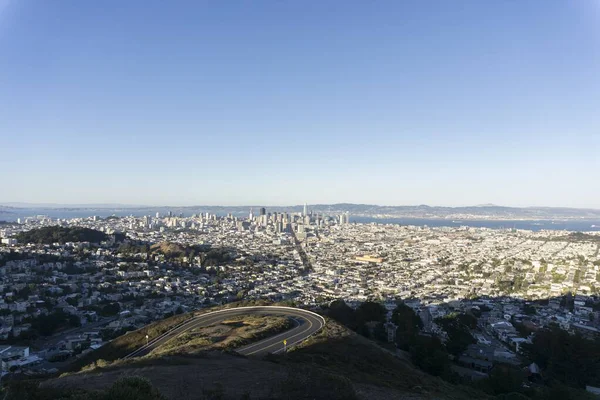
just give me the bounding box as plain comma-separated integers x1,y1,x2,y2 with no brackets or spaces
1,1,599,207
2,2,600,396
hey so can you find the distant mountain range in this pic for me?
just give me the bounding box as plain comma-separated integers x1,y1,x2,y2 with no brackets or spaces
0,202,149,209
2,203,600,220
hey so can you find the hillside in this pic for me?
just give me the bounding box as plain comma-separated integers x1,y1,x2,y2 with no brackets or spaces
15,226,110,244
38,311,489,400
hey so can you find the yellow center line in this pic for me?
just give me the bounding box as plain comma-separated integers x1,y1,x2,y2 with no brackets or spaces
237,317,300,353
245,317,314,356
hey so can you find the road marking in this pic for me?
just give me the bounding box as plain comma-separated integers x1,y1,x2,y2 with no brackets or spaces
244,317,315,356
237,317,300,353
273,318,315,354
124,306,325,359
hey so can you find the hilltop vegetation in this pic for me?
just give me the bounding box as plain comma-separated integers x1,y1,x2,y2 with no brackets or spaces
324,299,598,400
117,241,232,266
15,226,112,244
550,231,600,243
46,303,490,400
25,300,600,399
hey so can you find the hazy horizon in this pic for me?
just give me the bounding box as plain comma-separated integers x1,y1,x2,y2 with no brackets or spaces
2,201,600,211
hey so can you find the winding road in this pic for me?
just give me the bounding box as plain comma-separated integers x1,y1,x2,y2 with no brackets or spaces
124,306,325,359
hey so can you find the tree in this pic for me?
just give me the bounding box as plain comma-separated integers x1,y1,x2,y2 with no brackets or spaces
479,365,524,395
372,322,387,342
327,300,357,330
15,226,108,245
31,310,75,336
434,313,476,356
68,314,81,328
521,324,600,389
100,302,121,317
392,303,423,350
66,297,79,307
355,301,386,325
456,312,478,328
523,304,536,315
409,335,450,377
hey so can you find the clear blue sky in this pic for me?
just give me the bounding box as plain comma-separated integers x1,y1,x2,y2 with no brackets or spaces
1,1,599,207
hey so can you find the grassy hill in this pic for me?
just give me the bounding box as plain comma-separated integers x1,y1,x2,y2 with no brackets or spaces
16,226,110,244
35,304,490,400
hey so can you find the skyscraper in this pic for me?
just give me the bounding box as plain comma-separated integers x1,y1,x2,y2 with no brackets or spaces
339,212,350,225
303,203,308,217
260,207,266,216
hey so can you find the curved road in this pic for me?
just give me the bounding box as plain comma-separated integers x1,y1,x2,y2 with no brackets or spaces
124,306,325,359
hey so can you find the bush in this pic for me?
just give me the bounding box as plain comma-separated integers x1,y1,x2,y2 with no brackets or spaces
106,376,165,400
409,335,450,378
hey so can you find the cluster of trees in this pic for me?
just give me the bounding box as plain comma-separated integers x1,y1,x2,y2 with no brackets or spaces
29,309,81,336
117,242,151,255
83,301,121,317
327,300,387,340
434,313,477,356
477,365,595,400
0,251,68,267
327,299,479,381
118,241,232,268
325,298,600,399
391,303,423,349
390,304,457,379
16,226,109,244
522,324,600,389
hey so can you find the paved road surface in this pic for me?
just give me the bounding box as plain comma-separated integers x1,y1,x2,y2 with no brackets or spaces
124,306,325,359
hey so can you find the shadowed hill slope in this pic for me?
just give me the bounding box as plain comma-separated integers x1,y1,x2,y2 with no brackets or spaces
45,315,489,400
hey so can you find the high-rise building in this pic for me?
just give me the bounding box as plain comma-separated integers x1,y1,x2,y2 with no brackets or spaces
249,208,254,220
303,203,308,217
260,207,266,216
339,212,350,225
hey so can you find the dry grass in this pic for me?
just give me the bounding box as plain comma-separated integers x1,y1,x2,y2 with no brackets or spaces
67,312,194,373
66,300,278,374
153,315,291,356
47,314,493,400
